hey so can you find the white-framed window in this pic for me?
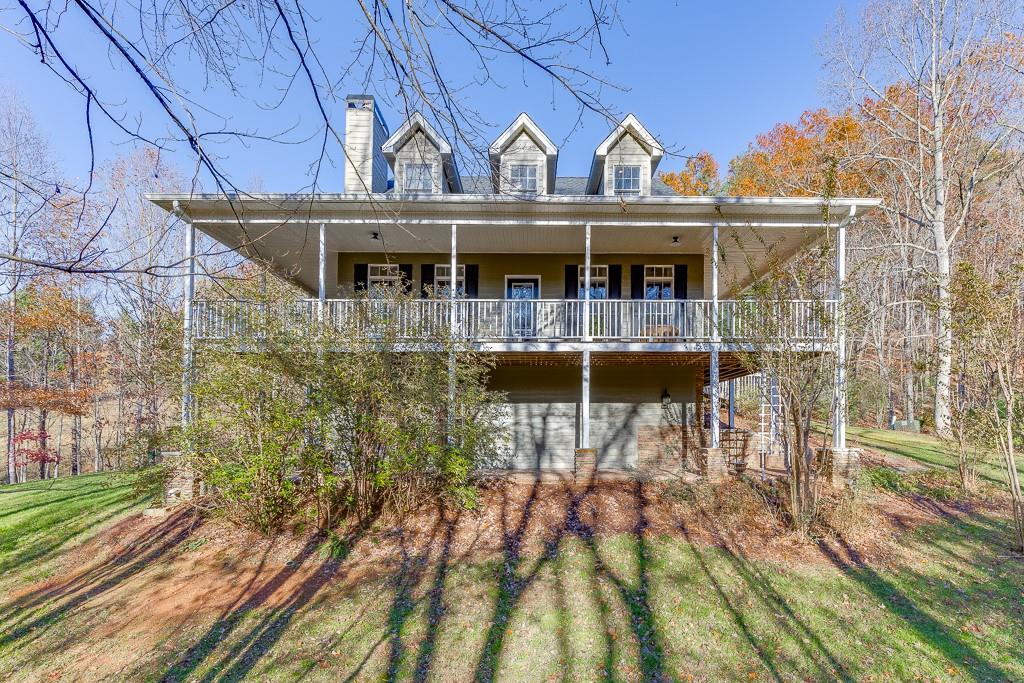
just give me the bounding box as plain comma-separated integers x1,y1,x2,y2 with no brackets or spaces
434,264,465,296
403,163,433,193
644,265,673,300
578,265,608,299
613,165,641,195
368,263,403,296
509,164,538,193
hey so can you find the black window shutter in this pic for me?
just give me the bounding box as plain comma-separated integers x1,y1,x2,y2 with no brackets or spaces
673,264,688,300
608,264,622,299
420,264,435,297
354,263,368,292
465,264,479,298
564,264,578,299
630,264,645,299
399,263,414,293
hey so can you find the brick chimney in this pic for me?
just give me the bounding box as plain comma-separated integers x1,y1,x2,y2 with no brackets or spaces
343,94,389,193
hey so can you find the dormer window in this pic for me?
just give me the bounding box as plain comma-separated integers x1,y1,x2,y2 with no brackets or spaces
509,164,538,194
614,165,641,195
404,163,433,193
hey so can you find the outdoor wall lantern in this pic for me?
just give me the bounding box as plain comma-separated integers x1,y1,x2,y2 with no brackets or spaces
661,389,672,406
371,231,381,241
671,235,680,247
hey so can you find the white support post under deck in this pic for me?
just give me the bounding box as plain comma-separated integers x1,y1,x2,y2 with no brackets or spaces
728,379,736,429
581,349,591,450
180,212,196,430
709,223,721,449
833,206,854,450
581,223,592,450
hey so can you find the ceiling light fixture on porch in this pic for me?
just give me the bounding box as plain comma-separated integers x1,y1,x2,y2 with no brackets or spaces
671,235,680,246
661,389,672,406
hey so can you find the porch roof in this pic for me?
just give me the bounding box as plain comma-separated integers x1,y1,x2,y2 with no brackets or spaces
146,193,879,297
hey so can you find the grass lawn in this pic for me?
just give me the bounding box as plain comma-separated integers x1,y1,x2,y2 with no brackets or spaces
0,473,148,590
0,441,1021,682
845,425,1024,487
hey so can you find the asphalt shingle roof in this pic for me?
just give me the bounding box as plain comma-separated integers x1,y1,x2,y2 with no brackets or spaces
389,175,680,196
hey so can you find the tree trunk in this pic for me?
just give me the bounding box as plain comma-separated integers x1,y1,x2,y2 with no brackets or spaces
1002,394,1024,552
38,408,48,480
6,293,15,485
904,300,916,423
72,414,81,475
54,415,63,478
93,395,103,472
930,15,952,437
933,239,953,435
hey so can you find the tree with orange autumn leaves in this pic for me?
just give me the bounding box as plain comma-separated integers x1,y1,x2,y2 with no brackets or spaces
0,282,100,481
659,151,721,196
726,109,869,197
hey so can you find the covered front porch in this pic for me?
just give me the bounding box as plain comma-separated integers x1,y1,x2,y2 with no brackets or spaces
150,193,870,469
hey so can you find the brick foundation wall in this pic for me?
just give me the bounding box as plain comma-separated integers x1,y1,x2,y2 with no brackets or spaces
637,425,696,473
574,448,597,476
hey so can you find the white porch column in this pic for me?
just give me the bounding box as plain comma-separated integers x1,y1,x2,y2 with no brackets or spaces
180,209,196,431
581,223,592,450
583,223,592,342
833,206,855,450
709,223,721,449
317,223,326,323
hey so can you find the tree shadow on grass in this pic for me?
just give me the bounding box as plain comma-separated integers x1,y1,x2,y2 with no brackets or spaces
0,484,143,576
472,473,553,682
677,519,786,682
579,481,666,682
704,519,855,682
0,483,124,521
472,476,668,682
412,512,457,683
819,533,1015,683
0,507,197,647
160,524,365,683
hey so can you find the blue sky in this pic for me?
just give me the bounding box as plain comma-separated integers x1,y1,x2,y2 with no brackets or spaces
0,1,861,191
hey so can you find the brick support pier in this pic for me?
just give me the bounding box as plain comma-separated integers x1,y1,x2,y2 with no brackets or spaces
163,452,197,506
816,447,862,488
574,448,597,479
700,447,728,483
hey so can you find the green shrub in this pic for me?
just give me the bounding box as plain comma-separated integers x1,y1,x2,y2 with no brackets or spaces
863,466,965,501
183,289,507,533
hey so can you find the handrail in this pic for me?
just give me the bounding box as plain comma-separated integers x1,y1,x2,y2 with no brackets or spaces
191,298,837,343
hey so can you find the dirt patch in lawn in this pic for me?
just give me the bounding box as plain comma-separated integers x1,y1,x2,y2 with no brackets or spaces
13,473,989,615
3,473,1002,682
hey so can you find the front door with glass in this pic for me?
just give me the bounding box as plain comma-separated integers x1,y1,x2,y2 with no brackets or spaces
644,265,675,337
506,277,540,337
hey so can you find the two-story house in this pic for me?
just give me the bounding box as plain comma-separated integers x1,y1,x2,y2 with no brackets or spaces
148,95,877,481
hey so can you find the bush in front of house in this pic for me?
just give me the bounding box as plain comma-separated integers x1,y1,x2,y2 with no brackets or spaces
183,288,506,533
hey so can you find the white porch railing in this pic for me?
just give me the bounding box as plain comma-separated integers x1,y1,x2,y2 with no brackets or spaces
192,298,837,343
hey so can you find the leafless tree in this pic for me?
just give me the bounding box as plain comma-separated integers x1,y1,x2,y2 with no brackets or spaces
827,0,1024,435
2,1,626,277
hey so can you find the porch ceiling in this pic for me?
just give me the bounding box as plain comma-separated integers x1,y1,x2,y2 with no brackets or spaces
486,351,753,380
148,193,877,298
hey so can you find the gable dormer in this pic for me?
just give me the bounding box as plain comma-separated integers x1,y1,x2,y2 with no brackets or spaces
382,112,463,194
586,114,664,197
488,113,558,195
